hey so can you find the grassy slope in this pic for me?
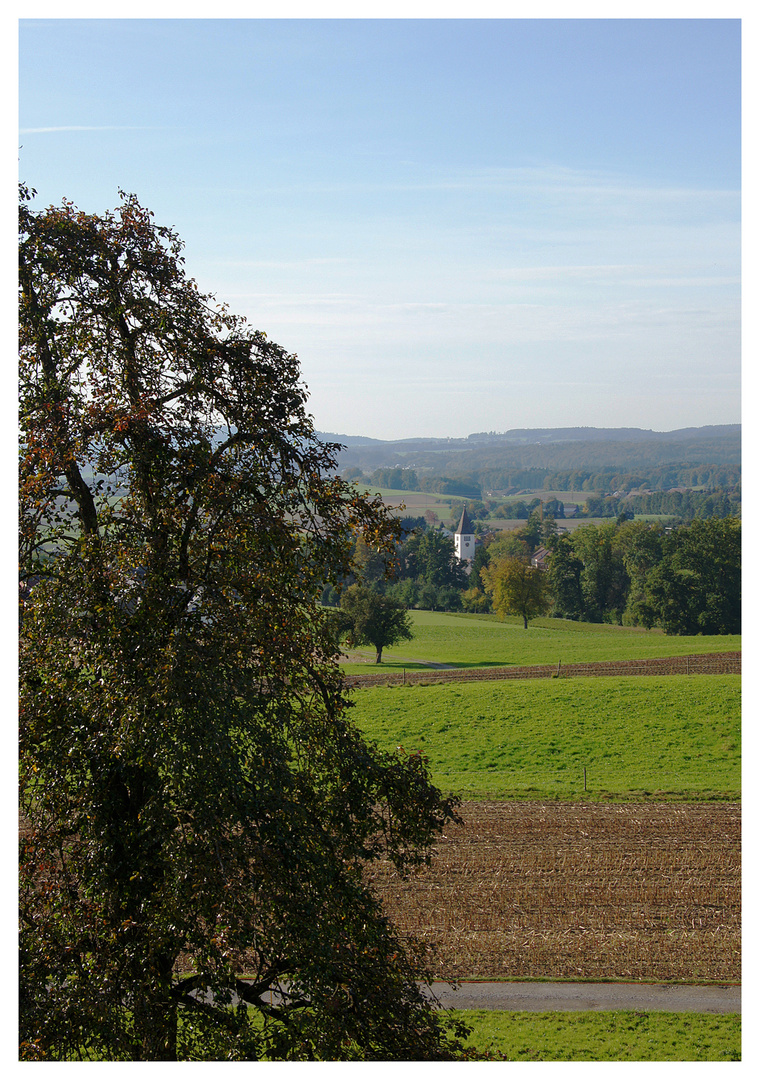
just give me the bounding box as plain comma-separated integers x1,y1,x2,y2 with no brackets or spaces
341,609,741,672
349,674,740,800
456,1010,740,1062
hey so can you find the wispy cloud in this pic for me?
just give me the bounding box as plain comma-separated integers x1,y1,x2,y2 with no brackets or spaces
209,257,354,271
247,165,739,203
490,265,739,289
20,125,150,134
493,264,640,282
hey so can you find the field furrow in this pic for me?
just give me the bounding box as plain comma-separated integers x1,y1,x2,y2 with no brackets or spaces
370,801,740,983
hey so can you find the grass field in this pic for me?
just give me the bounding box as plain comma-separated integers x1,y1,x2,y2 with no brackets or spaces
357,484,599,508
349,674,739,800
354,486,454,511
455,1009,740,1061
340,610,740,673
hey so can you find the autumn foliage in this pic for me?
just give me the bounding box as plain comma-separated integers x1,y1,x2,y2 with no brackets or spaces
19,186,483,1061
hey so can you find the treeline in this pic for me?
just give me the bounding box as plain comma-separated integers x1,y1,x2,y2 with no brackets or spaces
536,463,741,492
437,490,738,525
583,488,740,521
450,497,567,521
326,513,740,636
346,464,741,519
345,466,481,499
471,516,741,634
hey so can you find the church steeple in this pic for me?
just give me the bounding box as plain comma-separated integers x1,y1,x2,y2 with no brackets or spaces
454,507,475,563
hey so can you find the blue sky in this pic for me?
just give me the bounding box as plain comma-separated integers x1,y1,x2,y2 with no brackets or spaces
18,14,741,440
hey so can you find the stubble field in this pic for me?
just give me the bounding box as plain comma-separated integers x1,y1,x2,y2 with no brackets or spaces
369,800,740,983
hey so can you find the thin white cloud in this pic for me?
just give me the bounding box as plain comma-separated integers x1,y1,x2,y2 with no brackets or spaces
491,265,739,288
248,165,739,204
20,125,151,134
209,257,354,270
493,264,640,281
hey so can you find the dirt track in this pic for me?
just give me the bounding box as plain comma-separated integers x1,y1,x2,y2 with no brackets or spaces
425,980,741,1013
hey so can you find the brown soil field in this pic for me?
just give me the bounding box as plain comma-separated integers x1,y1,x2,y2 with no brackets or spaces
345,652,741,688
370,801,740,984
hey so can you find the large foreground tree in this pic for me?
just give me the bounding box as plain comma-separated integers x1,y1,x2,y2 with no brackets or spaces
19,187,480,1061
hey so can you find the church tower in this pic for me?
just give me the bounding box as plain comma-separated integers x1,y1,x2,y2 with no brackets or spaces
454,506,476,564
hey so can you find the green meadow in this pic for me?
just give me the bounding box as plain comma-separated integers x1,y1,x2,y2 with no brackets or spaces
196,1006,740,1062
348,675,740,800
456,1009,740,1061
341,609,741,672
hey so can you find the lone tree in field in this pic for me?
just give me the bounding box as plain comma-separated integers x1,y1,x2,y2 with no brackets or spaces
339,584,414,663
482,555,551,629
18,186,479,1062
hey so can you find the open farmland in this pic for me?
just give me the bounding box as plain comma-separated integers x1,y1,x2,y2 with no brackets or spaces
357,484,674,530
485,516,616,532
362,487,454,511
369,801,740,983
340,609,741,673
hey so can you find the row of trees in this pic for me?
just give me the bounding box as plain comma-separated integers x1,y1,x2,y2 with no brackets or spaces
332,511,740,636
448,490,739,523
535,464,741,493
613,488,739,521
346,464,741,503
346,472,739,530
468,516,741,635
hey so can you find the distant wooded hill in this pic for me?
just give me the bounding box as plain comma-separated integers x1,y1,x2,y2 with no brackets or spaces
319,425,740,478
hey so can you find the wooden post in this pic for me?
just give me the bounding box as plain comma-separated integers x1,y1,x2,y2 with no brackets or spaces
557,660,561,677
584,766,587,792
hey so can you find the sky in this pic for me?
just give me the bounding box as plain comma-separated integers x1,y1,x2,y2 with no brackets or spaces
17,10,742,441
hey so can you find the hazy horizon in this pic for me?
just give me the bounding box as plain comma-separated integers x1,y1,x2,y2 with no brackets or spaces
314,421,741,443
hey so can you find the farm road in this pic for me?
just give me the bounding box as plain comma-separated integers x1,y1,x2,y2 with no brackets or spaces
225,980,739,1015
425,981,741,1014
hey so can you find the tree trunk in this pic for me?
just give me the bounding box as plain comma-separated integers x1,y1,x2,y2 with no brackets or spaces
104,763,179,1059
133,969,178,1060
523,614,528,629
375,646,383,663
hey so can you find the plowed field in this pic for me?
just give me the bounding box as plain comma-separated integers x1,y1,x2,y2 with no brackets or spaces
370,801,740,983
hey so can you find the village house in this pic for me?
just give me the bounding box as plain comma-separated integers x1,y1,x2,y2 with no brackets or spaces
530,546,551,570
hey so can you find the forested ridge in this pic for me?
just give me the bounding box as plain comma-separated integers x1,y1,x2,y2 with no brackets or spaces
328,426,740,511
325,425,740,480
